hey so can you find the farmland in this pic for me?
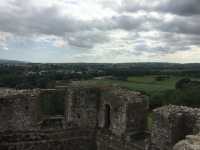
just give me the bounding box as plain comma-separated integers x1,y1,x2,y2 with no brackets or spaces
90,75,182,95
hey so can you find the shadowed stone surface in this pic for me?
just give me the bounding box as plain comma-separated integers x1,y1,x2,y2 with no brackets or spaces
173,135,200,150
0,84,149,150
0,89,40,131
173,134,200,150
1,85,199,150
151,105,200,150
0,129,96,150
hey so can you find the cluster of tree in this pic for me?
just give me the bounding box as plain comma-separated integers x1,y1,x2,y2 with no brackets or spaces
150,78,200,109
1,62,200,89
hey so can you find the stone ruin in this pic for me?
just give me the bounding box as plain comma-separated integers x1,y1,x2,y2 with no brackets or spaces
0,84,200,150
151,105,200,150
173,134,200,150
0,88,40,131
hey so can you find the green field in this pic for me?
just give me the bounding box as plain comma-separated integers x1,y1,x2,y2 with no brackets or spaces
84,75,200,110
90,75,182,95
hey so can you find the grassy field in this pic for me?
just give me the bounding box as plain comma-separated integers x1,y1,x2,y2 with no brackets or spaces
90,75,182,95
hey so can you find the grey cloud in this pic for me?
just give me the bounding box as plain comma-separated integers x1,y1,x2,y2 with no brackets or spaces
143,15,200,36
158,0,200,16
0,0,150,35
0,6,90,36
111,15,146,31
0,1,149,49
134,44,170,53
66,30,110,49
120,0,200,16
119,0,152,13
1,0,200,55
0,1,110,49
88,15,147,32
130,31,200,54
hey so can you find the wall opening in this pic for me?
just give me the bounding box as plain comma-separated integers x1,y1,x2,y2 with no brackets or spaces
39,91,65,116
104,104,111,128
172,114,195,145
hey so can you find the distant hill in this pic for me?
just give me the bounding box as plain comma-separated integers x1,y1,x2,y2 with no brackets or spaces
0,59,27,64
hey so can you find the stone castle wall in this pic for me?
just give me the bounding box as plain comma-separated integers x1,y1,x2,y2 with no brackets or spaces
98,88,148,138
0,85,149,150
0,128,96,150
96,130,147,150
151,105,200,150
1,85,199,150
173,134,200,150
65,86,100,128
0,89,40,131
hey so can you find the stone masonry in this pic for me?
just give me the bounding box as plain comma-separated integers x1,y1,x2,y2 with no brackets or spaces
98,87,148,138
0,88,40,131
151,105,200,150
173,134,200,150
0,84,200,150
0,84,149,150
65,85,101,128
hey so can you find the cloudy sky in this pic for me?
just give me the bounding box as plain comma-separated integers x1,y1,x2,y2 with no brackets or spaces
0,0,200,63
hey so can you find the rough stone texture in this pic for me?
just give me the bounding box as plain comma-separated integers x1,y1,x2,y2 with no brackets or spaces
1,86,200,150
38,115,65,130
0,129,96,150
65,85,101,128
0,89,40,131
151,105,200,150
64,84,148,137
96,130,148,150
173,134,200,150
39,89,66,117
0,85,149,150
98,88,148,138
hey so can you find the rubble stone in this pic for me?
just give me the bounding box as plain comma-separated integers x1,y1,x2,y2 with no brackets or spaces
173,134,200,150
0,85,149,150
151,105,200,150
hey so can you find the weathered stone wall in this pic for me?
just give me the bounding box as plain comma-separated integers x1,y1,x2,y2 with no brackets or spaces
126,98,148,137
0,128,96,150
151,105,200,150
39,89,66,119
0,85,149,150
96,130,148,150
98,88,148,138
98,88,127,136
173,134,200,150
65,85,101,128
0,89,40,131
